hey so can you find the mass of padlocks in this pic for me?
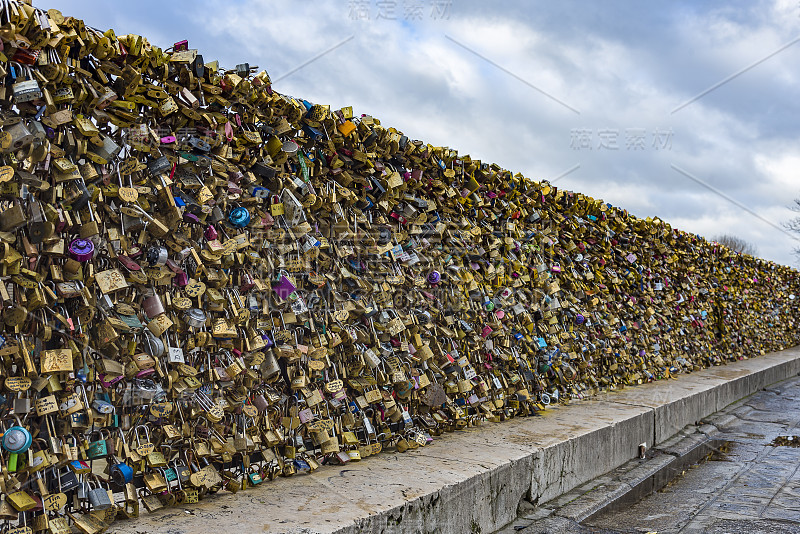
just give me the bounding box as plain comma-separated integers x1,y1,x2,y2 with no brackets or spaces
0,0,794,532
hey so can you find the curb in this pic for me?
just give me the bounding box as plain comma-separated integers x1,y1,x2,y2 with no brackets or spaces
499,431,729,532
110,347,800,534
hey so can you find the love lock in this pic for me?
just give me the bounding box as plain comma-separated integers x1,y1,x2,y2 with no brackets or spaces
86,476,113,510
2,415,32,454
228,206,251,228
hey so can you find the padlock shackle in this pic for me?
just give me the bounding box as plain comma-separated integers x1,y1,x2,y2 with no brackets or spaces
7,61,22,79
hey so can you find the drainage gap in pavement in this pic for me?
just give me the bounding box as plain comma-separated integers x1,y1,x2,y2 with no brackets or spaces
770,435,800,447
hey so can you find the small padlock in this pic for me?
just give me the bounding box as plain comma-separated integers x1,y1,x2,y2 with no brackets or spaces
270,194,284,216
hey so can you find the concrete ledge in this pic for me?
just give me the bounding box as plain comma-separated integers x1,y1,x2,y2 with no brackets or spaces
112,347,800,534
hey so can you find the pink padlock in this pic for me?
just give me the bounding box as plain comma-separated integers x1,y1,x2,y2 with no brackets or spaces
173,272,189,287
99,374,124,388
481,325,493,338
240,272,255,293
298,408,314,424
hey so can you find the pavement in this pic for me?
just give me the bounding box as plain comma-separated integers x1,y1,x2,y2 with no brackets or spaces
500,375,800,534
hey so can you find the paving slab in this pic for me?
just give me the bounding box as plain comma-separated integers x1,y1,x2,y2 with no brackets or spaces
110,347,800,534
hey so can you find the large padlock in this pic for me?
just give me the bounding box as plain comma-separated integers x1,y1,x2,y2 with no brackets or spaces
86,131,121,164
228,206,251,228
2,415,32,455
260,349,281,379
273,271,296,300
281,188,305,226
10,62,42,103
6,490,37,511
86,477,113,510
86,430,109,460
0,199,26,232
141,330,166,358
2,121,33,153
142,293,165,318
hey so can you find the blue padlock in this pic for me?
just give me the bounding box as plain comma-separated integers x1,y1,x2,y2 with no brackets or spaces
228,206,251,228
250,186,269,200
293,459,311,473
2,415,32,455
111,462,134,484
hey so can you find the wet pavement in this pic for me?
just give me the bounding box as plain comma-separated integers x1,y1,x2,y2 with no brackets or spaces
499,375,800,534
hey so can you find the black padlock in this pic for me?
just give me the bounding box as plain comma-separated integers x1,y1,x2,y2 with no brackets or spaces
60,181,90,212
147,155,171,176
47,466,80,493
369,177,386,200
235,63,250,78
251,162,278,180
191,54,205,78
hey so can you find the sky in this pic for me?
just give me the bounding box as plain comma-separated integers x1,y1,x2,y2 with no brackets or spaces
49,0,800,266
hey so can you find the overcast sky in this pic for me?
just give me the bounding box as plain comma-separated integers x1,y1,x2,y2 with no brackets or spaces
51,0,800,266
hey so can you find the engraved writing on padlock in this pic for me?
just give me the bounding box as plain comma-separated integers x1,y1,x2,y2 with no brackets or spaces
148,156,171,176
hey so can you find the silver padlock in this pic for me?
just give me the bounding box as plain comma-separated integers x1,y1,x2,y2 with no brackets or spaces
141,330,165,358
142,292,165,318
363,414,375,435
86,477,113,510
167,332,185,364
96,292,114,313
146,245,168,267
4,121,33,152
280,188,306,226
13,393,30,414
27,119,47,144
184,308,207,329
260,349,280,378
10,62,42,103
363,346,381,369
88,131,121,163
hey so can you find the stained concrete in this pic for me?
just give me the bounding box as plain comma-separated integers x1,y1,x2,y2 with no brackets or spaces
578,375,800,534
109,347,800,534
